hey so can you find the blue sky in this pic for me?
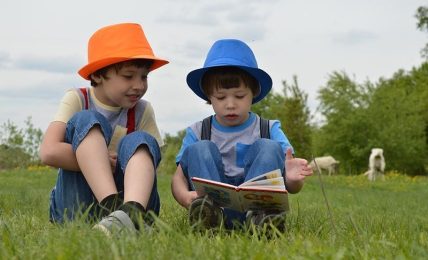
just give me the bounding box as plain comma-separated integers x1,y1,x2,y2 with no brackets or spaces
0,0,426,136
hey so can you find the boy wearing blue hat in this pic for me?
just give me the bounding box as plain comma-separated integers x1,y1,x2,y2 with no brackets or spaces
171,39,313,230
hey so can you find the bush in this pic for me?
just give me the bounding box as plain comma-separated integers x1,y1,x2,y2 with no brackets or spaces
158,130,185,175
0,117,42,169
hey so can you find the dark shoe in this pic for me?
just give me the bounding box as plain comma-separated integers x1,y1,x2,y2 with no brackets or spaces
189,196,223,230
95,193,123,219
119,201,152,230
246,210,287,232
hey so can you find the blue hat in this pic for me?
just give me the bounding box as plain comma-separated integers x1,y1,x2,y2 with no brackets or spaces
186,39,272,104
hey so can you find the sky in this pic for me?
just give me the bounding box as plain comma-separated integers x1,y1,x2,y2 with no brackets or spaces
0,0,426,137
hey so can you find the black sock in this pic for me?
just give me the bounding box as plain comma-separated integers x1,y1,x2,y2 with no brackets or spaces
119,201,147,230
97,193,123,219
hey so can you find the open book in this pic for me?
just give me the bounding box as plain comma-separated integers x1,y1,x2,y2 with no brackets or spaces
191,169,289,212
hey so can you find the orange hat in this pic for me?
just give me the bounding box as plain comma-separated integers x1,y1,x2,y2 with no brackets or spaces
78,23,169,80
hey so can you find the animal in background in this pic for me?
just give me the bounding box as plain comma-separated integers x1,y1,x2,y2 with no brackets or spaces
309,156,340,176
364,148,385,181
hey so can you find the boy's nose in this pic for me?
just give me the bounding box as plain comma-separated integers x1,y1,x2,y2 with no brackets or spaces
134,79,147,90
225,98,236,109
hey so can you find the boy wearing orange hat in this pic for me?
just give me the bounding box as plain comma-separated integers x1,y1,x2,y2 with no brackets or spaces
171,39,312,231
39,23,168,234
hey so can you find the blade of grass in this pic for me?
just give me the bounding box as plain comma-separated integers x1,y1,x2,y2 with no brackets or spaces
312,155,337,235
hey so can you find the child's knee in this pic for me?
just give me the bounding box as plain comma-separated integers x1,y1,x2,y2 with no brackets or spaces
67,111,112,140
66,111,112,151
119,131,158,149
117,131,161,168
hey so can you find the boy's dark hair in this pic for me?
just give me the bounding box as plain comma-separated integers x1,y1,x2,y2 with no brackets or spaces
201,66,260,104
90,59,154,87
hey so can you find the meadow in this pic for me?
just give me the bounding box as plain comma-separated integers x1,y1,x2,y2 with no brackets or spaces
1,167,427,259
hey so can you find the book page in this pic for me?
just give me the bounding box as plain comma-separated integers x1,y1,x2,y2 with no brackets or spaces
191,177,237,189
239,177,285,188
241,185,286,191
243,169,282,184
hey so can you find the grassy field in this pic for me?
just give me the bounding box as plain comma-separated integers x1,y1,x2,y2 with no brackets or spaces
1,167,427,259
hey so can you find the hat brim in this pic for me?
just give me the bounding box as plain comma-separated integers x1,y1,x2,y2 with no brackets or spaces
186,65,272,104
78,55,169,80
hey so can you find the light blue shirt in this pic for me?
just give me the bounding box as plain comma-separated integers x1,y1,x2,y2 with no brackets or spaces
176,112,293,177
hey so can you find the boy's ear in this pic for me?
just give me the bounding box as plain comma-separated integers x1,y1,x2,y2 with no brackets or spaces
90,74,102,84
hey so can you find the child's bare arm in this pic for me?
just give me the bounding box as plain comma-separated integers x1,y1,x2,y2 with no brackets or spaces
39,121,80,171
171,164,198,209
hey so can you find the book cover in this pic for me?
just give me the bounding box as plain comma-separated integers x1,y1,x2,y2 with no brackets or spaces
191,169,289,212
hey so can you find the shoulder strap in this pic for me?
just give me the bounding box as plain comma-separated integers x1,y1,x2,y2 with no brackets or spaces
126,106,136,134
79,87,135,134
201,115,270,139
260,117,270,139
79,88,89,110
201,116,212,140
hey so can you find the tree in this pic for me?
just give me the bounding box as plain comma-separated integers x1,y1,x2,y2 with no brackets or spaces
315,72,373,174
368,66,428,175
315,66,428,175
157,130,186,175
280,77,312,159
253,76,312,159
416,6,428,59
0,117,42,169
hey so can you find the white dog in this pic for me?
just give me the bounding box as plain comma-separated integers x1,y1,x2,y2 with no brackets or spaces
364,148,385,181
309,156,340,176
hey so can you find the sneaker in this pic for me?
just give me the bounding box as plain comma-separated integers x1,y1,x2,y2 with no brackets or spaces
93,210,137,236
189,196,223,230
246,210,287,232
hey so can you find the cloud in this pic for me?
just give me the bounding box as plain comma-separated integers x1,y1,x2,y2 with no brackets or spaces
156,0,277,40
0,53,85,102
211,22,266,42
152,0,281,69
332,29,378,45
0,52,83,74
0,69,83,101
14,55,82,74
177,41,210,61
155,2,220,26
225,2,268,23
0,52,11,68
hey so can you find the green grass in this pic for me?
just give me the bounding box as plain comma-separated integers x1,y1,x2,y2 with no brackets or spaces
1,168,427,259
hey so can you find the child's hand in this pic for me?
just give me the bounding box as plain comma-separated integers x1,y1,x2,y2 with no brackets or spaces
285,148,313,182
108,151,117,173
